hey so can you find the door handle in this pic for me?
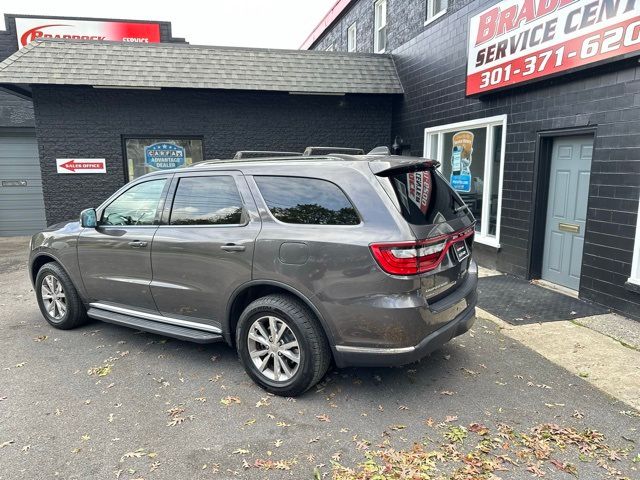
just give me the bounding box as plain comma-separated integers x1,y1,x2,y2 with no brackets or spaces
221,243,246,252
128,240,148,248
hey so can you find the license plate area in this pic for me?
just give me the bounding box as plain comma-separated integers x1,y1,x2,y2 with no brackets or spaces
452,240,469,262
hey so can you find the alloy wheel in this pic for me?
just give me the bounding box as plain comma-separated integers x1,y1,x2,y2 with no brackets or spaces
41,274,67,320
247,315,300,382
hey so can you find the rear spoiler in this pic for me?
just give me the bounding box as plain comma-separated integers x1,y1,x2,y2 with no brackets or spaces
370,158,440,177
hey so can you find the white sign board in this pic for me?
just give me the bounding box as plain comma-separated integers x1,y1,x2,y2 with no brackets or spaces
14,17,161,49
56,159,106,174
467,0,640,95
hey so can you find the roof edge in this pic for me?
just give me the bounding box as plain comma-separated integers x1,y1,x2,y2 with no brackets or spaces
300,0,355,50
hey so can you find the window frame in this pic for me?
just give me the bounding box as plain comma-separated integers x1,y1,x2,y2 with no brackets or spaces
424,114,507,248
629,194,640,286
121,134,205,182
98,177,171,228
374,0,387,54
160,172,252,228
347,22,357,52
425,0,448,26
252,175,363,227
167,175,248,227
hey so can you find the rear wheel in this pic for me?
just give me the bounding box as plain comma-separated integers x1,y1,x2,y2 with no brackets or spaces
236,294,331,396
35,262,88,330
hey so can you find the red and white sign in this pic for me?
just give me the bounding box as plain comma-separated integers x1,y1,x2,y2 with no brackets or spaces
15,17,161,49
467,0,640,96
56,159,106,174
407,172,432,214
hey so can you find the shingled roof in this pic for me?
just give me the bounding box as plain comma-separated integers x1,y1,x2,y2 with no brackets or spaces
0,39,404,95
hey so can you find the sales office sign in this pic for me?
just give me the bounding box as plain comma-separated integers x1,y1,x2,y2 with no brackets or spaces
56,159,106,174
467,0,640,95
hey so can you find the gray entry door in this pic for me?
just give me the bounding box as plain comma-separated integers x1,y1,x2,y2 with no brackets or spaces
541,136,593,290
0,132,47,236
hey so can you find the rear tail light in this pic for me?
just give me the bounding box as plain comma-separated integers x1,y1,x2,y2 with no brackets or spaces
370,227,474,276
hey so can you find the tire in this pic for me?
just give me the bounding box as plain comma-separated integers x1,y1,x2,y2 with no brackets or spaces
35,262,88,330
236,294,331,397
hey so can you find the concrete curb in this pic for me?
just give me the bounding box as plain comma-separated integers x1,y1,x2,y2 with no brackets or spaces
477,306,640,411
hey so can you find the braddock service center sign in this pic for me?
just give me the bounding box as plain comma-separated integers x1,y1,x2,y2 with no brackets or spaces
467,0,640,95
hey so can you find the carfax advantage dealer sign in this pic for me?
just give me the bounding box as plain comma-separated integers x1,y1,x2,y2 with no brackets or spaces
467,0,640,95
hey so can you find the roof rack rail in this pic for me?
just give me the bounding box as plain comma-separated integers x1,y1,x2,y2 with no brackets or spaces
303,146,365,156
233,150,302,160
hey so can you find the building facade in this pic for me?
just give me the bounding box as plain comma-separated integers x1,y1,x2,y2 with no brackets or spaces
0,14,182,236
306,0,640,318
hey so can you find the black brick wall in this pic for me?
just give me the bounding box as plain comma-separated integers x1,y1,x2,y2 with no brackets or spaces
0,16,33,127
32,85,393,226
312,0,468,53
313,0,640,319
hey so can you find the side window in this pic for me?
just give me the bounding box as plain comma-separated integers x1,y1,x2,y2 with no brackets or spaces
255,176,359,225
102,179,167,226
170,176,244,225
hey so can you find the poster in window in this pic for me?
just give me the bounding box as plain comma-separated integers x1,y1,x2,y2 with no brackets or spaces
144,143,186,170
407,171,432,214
450,131,474,193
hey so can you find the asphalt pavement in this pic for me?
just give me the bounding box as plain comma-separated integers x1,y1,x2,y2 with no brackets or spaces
0,238,638,479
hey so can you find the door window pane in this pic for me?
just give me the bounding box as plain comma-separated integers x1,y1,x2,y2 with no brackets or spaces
255,176,359,225
102,179,166,226
124,138,203,180
170,176,243,225
440,127,487,233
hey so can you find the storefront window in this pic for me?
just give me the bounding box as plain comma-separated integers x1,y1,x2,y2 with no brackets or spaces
124,138,204,180
424,115,506,247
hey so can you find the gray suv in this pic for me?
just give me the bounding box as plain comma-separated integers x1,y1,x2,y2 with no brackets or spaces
29,154,477,396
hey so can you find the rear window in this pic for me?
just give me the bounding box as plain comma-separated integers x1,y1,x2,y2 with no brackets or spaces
384,170,468,225
255,176,359,225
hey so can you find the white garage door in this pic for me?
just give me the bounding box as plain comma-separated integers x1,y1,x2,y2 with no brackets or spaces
0,131,47,236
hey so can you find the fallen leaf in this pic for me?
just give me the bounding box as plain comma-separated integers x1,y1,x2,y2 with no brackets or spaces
220,396,241,406
316,414,330,422
88,365,112,377
389,424,406,431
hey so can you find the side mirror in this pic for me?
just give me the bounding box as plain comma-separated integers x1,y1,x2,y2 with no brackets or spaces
80,208,98,228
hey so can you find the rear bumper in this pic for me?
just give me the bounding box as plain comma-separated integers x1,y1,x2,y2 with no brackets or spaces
333,271,477,368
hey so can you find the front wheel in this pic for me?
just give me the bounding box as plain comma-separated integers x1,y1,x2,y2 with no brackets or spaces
236,294,331,396
35,262,88,330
